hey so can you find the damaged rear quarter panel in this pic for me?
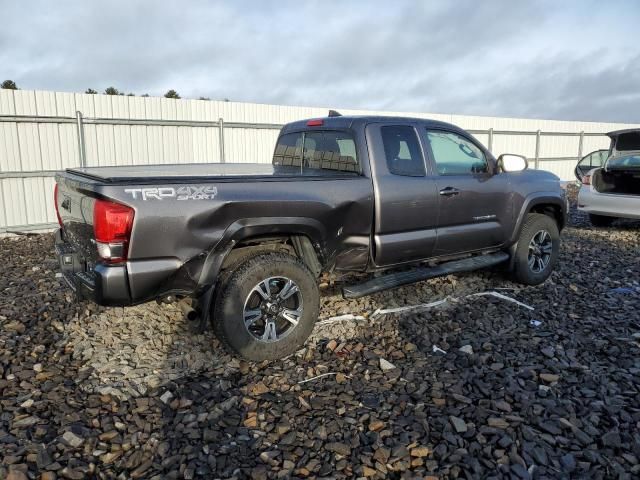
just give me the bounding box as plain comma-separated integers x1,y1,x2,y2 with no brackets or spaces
98,176,373,299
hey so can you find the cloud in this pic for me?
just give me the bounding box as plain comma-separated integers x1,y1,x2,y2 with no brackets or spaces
458,51,640,122
1,0,638,122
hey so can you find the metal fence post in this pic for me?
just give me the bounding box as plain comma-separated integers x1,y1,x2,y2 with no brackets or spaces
577,130,584,160
75,111,87,168
487,128,494,153
218,117,225,163
534,130,541,169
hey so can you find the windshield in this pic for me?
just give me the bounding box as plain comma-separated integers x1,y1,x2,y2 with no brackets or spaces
607,154,640,169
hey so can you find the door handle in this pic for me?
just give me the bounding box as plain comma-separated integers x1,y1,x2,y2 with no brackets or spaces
439,187,460,196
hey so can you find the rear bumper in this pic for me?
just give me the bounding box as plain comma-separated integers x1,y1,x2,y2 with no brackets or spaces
577,186,640,220
55,229,131,305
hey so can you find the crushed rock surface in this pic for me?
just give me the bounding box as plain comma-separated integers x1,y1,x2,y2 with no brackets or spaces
1,184,639,479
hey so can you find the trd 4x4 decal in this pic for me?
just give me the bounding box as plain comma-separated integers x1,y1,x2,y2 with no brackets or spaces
124,186,218,201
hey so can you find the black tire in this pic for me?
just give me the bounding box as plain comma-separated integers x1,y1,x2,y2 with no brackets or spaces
511,213,560,285
211,248,280,315
589,213,615,227
212,252,319,361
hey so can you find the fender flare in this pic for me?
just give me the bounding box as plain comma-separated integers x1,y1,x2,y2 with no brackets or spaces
508,191,567,246
196,217,327,291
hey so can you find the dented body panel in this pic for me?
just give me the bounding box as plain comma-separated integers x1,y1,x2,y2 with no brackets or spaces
55,167,373,304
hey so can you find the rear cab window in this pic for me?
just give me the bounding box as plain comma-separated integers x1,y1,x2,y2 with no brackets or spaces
272,133,303,167
273,130,359,174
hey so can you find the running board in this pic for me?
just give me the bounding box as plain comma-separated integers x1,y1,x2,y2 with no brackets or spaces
342,252,510,299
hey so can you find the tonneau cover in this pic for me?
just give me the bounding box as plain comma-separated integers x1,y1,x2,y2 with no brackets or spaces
66,163,355,183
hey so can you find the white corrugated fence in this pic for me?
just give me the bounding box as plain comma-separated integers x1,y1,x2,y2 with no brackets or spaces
1,89,639,232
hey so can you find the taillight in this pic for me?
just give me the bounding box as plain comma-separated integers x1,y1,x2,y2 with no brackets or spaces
306,119,323,126
582,174,591,186
54,184,63,227
93,199,135,263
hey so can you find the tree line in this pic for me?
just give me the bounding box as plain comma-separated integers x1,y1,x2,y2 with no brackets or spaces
1,80,223,101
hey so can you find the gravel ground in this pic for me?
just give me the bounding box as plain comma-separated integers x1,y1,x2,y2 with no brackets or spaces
1,185,639,479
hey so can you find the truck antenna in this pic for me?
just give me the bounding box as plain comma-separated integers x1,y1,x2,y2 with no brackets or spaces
328,110,342,117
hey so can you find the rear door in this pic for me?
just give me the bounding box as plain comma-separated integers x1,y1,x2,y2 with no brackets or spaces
575,150,608,182
367,123,439,266
421,128,511,256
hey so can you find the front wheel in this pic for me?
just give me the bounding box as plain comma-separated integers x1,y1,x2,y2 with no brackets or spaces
212,252,319,361
511,213,560,285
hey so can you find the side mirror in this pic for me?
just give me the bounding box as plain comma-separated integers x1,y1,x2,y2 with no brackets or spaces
497,154,528,172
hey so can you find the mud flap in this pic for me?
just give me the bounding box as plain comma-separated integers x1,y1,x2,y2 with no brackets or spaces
192,283,216,333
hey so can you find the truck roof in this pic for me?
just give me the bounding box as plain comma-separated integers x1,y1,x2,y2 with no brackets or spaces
280,115,466,135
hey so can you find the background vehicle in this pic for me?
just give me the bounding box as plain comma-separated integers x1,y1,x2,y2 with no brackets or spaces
578,129,640,226
54,114,567,360
575,149,608,183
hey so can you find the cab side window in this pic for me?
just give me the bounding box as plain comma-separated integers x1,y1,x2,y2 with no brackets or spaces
381,125,425,177
425,130,488,175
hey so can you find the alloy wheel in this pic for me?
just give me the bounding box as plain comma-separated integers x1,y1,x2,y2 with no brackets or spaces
242,276,303,342
528,229,553,273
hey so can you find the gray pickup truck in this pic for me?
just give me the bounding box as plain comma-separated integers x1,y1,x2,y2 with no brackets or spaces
54,114,567,360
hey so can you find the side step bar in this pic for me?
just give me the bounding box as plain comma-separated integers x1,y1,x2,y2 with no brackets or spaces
342,252,510,299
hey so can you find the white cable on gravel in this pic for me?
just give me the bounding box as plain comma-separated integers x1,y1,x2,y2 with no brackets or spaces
371,298,450,318
467,291,535,311
316,314,367,326
316,290,534,325
297,372,352,384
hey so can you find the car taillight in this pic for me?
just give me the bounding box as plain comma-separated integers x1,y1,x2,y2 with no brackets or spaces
306,119,323,126
582,174,591,186
54,184,63,227
93,199,135,264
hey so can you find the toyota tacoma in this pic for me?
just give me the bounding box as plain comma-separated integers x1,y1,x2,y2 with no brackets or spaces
54,114,567,360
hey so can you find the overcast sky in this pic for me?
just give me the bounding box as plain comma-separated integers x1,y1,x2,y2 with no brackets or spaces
1,0,639,123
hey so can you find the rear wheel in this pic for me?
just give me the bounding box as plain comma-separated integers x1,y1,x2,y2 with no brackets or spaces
511,213,560,285
213,252,319,361
589,213,615,227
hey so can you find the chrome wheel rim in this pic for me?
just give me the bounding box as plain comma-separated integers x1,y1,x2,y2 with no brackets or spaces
528,229,553,273
243,276,303,343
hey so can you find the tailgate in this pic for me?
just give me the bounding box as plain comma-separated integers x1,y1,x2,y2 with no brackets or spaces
55,176,100,263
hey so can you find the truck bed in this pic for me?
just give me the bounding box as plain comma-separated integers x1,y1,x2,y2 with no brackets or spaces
55,158,374,304
67,163,356,184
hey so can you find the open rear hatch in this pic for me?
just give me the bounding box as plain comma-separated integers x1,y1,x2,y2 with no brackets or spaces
591,129,640,195
592,168,640,195
608,129,640,155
